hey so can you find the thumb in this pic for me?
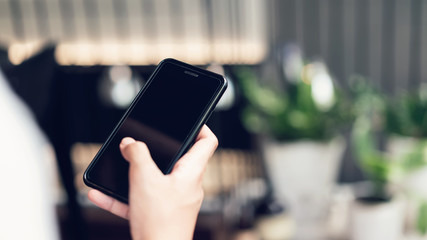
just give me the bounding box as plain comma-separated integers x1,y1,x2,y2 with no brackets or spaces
120,138,162,176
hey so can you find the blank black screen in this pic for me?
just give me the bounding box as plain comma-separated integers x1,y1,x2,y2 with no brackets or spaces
85,60,224,201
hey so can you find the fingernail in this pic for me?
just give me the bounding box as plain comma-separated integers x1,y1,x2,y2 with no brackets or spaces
121,137,135,146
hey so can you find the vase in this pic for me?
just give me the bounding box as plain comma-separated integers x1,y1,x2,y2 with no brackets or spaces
261,137,345,239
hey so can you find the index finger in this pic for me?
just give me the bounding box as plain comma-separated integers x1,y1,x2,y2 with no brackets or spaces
87,189,129,219
171,125,218,176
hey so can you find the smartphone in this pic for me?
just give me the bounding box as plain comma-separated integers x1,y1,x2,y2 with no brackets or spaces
83,58,227,203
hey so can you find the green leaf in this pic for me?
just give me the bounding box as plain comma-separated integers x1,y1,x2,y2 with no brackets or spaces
234,64,347,141
417,200,427,235
400,141,427,174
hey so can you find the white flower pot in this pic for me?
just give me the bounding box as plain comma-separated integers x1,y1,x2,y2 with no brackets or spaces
261,137,345,239
387,136,427,232
350,196,405,240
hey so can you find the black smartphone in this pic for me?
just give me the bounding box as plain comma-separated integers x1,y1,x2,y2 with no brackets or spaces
83,58,227,203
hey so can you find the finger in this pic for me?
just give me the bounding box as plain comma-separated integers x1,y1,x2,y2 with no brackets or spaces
119,137,136,164
195,125,216,142
172,125,218,176
120,140,162,176
88,189,129,219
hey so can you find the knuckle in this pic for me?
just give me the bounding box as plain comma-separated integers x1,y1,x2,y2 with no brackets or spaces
209,135,219,149
192,188,204,204
197,189,205,202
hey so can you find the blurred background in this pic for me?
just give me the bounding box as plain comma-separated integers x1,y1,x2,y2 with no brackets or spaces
1,0,427,239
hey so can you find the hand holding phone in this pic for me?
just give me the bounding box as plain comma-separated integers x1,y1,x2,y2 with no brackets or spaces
84,58,227,202
89,125,218,240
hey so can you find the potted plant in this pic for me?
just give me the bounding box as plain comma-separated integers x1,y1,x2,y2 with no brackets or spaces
385,86,427,239
350,79,404,240
350,79,427,240
234,52,351,239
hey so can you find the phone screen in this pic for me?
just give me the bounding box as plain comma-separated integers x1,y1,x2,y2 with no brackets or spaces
84,59,226,202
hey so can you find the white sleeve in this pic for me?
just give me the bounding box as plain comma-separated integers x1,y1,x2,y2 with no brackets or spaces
0,71,59,240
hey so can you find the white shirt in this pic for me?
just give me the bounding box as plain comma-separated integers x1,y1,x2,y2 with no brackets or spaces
0,70,59,240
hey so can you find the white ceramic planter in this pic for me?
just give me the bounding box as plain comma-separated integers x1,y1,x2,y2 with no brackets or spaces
350,196,405,240
261,137,345,239
387,136,427,232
